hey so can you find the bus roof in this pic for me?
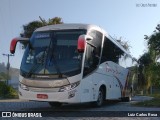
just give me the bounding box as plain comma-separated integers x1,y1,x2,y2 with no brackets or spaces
35,23,101,32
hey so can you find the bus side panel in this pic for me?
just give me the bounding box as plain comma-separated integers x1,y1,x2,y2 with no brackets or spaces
80,75,93,102
95,61,128,99
92,72,121,100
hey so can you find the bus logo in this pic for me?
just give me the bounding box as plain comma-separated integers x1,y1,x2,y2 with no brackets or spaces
2,112,11,117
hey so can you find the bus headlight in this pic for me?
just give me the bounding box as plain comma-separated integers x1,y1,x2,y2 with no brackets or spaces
59,81,80,92
19,83,29,91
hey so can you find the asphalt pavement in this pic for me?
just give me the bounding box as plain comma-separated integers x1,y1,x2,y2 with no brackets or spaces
0,95,159,120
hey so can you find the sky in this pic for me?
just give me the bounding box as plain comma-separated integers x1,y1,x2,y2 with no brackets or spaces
0,0,160,69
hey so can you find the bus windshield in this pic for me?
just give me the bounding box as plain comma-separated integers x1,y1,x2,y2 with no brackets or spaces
20,29,86,78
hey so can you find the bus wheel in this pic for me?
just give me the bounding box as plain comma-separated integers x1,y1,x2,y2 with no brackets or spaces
93,88,104,107
48,102,62,108
121,96,131,102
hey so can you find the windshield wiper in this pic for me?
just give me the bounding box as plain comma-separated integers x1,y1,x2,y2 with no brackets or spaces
25,49,46,78
23,34,64,78
46,36,63,78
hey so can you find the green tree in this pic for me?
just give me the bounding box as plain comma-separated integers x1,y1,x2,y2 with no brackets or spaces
138,53,151,90
112,36,131,52
147,33,160,61
20,17,63,38
21,21,43,38
48,17,63,25
138,24,160,93
0,72,16,98
117,39,131,52
146,24,160,61
138,53,160,93
0,72,10,81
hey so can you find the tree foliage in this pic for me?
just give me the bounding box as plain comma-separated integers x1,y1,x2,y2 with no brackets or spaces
20,17,63,38
0,72,10,81
138,24,160,90
21,21,43,38
148,33,160,61
113,37,131,52
0,81,18,98
138,53,153,67
48,17,63,25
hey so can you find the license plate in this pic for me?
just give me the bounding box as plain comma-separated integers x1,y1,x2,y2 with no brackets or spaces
37,94,48,99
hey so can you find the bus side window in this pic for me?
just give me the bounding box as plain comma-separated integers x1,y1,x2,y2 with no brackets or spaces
88,30,102,58
100,37,125,64
83,30,102,77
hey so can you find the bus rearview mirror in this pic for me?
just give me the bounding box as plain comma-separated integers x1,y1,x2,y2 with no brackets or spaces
10,37,29,54
77,35,93,53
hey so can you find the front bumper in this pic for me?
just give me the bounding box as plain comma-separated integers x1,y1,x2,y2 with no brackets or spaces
18,86,81,103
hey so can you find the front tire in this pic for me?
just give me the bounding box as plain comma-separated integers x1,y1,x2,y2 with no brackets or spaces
121,96,131,102
48,102,62,108
93,88,104,107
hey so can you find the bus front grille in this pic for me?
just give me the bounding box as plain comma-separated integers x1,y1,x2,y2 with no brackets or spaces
29,87,60,92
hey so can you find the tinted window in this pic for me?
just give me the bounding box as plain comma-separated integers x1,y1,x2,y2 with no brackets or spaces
100,37,125,64
83,30,103,77
88,30,102,57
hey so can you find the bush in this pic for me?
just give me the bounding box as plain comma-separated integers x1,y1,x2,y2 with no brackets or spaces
0,81,18,99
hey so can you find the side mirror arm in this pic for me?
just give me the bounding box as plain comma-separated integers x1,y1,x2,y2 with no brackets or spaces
10,37,29,54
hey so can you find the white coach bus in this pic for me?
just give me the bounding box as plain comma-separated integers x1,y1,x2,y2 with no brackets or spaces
10,24,137,107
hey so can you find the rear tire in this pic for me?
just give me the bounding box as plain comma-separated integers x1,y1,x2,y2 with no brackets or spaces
92,88,104,107
48,102,62,108
121,96,131,102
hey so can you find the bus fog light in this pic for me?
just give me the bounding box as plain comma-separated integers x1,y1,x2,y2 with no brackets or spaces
59,81,80,92
19,83,29,91
68,90,76,99
68,92,75,98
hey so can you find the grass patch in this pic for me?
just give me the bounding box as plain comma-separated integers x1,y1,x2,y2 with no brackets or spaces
133,94,160,107
0,81,18,99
